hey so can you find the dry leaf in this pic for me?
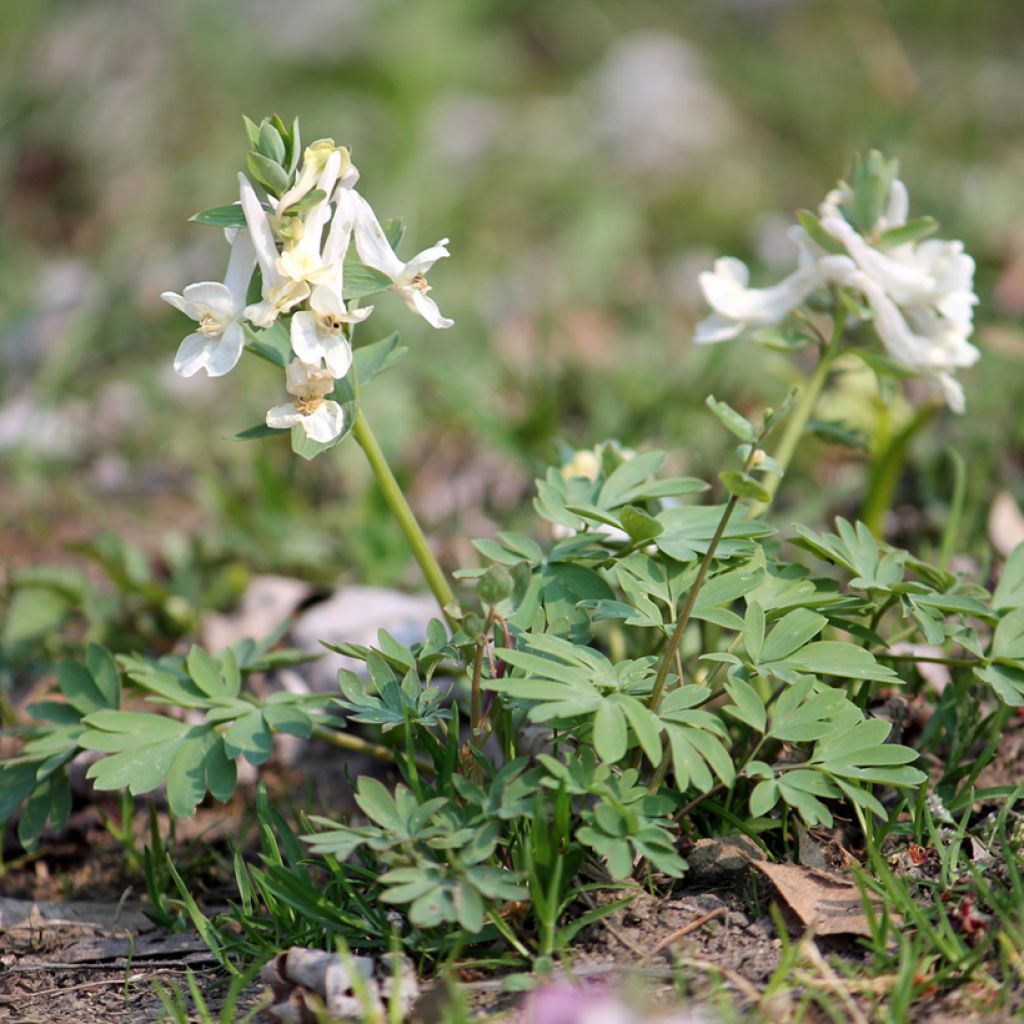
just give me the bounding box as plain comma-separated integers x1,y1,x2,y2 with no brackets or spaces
752,861,888,937
989,491,1024,558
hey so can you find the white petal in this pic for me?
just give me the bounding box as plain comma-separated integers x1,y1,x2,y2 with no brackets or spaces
285,358,316,396
404,286,453,329
310,284,344,318
404,240,450,278
223,227,257,306
161,290,190,315
321,189,358,290
693,313,743,345
182,281,235,316
173,333,211,377
244,300,278,329
205,322,245,377
821,215,931,306
352,192,405,279
239,173,280,281
884,180,909,229
323,336,353,377
343,304,374,324
266,402,302,430
339,163,360,190
855,274,939,370
302,401,345,443
290,311,325,365
936,372,965,413
700,259,825,325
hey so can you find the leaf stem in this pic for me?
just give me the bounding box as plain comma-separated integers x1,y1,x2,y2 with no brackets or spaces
351,408,457,625
647,448,759,714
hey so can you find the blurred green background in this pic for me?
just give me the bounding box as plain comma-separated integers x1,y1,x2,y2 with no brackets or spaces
2,0,1023,607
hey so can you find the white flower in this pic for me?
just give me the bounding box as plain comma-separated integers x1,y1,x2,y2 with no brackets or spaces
266,359,345,443
693,240,853,344
352,192,453,329
275,140,351,218
276,149,345,286
239,173,310,328
693,169,980,411
818,181,979,410
289,189,374,377
162,227,256,377
849,271,979,413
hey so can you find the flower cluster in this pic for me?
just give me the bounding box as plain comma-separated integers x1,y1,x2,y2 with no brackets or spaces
162,118,452,445
695,152,979,411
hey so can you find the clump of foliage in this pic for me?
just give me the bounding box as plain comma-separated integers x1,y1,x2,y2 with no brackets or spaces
2,125,1021,1005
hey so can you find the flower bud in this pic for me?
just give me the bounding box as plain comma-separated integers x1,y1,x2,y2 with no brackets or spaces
476,564,514,607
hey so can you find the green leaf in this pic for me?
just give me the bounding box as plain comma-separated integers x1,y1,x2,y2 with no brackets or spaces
994,545,1024,611
246,150,289,196
706,396,755,441
613,694,662,765
353,332,406,386
758,609,828,663
187,645,228,699
244,321,292,368
877,216,938,251
257,120,286,163
342,260,394,301
87,738,183,795
718,471,771,503
976,663,1024,707
592,701,627,762
223,710,273,765
166,727,221,818
841,150,900,234
619,506,663,543
795,209,846,255
190,203,248,228
750,779,779,817
85,645,121,709
3,587,70,646
232,423,285,442
772,641,899,682
58,661,108,716
992,609,1024,662
598,452,666,507
743,601,765,662
724,678,766,734
807,419,868,449
290,420,352,461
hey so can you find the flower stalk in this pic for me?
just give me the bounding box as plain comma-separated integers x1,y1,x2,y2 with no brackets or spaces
751,315,843,515
351,407,457,624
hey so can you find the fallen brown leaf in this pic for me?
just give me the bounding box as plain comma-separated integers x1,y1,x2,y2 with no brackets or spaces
752,861,888,938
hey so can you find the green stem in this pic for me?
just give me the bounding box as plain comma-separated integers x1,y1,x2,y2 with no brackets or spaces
647,445,759,715
753,317,843,515
351,408,456,624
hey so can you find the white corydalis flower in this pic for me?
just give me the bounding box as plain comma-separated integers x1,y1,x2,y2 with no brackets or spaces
276,150,345,286
239,173,310,328
290,189,373,377
693,240,852,344
162,227,256,377
818,180,979,410
693,170,980,411
352,192,453,329
266,359,345,443
275,140,350,218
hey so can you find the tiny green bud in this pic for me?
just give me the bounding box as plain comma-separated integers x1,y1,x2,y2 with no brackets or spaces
462,612,486,641
476,564,514,607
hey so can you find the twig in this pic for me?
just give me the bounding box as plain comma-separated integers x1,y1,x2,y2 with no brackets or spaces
640,907,726,962
668,955,762,1004
799,936,869,1024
